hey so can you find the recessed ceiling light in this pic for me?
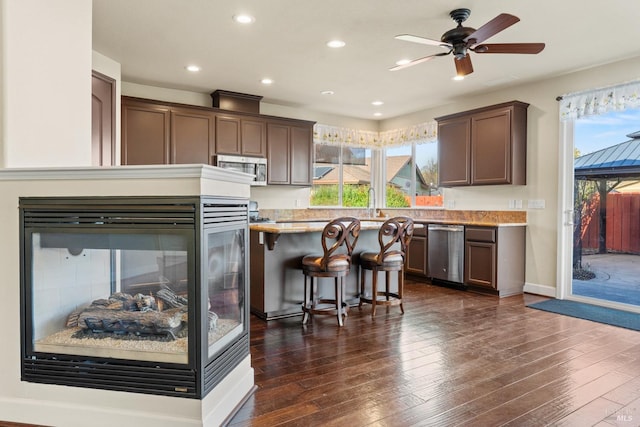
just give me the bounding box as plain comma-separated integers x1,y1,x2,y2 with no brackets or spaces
327,40,346,48
395,59,411,66
453,75,465,81
233,14,255,24
321,90,335,95
185,65,200,72
260,78,273,85
372,101,384,106
373,112,382,117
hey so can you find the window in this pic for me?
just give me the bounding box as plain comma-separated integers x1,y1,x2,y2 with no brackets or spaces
311,144,372,207
310,140,442,208
384,141,442,208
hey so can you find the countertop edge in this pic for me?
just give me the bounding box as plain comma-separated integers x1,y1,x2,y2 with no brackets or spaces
250,220,527,233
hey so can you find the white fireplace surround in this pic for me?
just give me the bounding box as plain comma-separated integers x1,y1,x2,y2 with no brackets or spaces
0,165,254,427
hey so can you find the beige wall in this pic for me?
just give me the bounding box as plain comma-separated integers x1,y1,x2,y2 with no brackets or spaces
1,0,92,167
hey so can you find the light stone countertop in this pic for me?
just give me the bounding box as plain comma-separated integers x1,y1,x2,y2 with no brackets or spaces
249,219,525,234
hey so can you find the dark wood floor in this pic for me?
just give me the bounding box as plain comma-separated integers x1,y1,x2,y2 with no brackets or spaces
228,280,640,426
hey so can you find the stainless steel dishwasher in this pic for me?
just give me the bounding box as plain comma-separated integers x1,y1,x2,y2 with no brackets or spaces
427,224,465,284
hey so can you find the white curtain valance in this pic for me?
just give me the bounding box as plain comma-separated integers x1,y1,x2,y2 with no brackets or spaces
313,121,437,148
559,80,640,121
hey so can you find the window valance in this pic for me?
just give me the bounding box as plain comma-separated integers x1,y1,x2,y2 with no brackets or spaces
559,80,640,121
313,121,437,148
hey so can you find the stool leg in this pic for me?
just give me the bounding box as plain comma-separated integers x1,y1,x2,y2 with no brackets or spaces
358,267,365,309
371,268,378,318
398,269,404,314
385,271,391,301
302,274,310,324
335,277,343,326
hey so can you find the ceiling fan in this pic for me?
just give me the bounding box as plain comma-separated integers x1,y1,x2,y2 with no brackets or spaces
391,8,545,76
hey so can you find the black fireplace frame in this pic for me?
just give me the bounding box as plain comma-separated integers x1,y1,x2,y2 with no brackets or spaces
19,196,250,399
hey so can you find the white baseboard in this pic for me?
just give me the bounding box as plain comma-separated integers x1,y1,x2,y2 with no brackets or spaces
523,282,556,297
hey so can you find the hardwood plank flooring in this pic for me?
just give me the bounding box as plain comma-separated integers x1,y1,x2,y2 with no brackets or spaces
228,280,640,427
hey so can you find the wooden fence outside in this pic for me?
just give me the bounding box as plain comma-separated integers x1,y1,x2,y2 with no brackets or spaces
582,192,640,254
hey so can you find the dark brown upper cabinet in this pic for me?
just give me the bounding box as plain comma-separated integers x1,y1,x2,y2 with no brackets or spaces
215,115,267,158
215,115,241,155
122,98,214,166
436,101,528,187
266,122,313,186
121,99,170,165
121,96,314,185
171,108,215,164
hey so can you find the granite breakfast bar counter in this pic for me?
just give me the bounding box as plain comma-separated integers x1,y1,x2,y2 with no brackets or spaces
249,221,392,320
249,213,527,320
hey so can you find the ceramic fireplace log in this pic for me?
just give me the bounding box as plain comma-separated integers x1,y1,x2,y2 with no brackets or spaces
77,307,185,338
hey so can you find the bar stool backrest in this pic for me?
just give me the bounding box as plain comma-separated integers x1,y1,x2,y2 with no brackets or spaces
319,217,361,271
374,216,414,264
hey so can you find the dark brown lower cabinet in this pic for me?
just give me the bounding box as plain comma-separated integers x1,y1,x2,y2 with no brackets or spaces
464,226,525,297
406,225,428,277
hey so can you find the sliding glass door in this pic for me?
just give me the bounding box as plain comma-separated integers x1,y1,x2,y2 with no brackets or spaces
559,100,640,313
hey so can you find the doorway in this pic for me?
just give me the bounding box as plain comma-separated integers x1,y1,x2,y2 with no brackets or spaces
91,70,115,166
560,106,640,313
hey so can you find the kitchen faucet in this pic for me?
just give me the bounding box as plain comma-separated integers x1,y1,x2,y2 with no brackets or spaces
368,187,376,218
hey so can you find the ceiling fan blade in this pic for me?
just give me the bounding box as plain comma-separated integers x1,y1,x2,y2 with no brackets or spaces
395,34,451,49
464,13,520,45
474,43,545,54
454,55,474,76
389,52,451,71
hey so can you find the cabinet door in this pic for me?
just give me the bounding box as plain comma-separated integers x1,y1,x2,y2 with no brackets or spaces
465,240,496,289
267,123,290,184
215,115,241,155
437,116,471,186
171,109,215,164
241,119,266,157
471,108,512,185
290,125,312,186
121,101,170,165
406,235,427,276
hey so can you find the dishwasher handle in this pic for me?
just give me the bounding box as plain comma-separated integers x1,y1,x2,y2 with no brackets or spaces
427,225,464,232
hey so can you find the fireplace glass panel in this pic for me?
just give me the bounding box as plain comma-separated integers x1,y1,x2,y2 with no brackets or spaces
30,230,192,365
206,228,245,358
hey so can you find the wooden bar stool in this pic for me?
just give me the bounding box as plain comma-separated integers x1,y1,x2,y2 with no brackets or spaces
358,216,414,318
301,217,360,326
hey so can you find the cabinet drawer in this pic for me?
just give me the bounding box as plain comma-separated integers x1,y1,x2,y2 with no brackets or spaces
413,223,427,237
466,227,495,242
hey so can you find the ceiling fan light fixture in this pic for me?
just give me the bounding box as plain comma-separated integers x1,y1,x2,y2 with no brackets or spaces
452,75,465,81
391,8,544,76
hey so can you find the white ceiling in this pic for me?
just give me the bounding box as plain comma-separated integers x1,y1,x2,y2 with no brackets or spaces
92,0,640,120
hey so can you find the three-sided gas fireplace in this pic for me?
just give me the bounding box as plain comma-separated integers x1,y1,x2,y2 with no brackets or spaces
19,196,249,398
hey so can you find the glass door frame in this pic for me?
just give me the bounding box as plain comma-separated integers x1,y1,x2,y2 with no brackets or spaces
557,120,640,313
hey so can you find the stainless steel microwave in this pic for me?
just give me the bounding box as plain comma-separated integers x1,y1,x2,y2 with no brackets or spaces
214,154,267,186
